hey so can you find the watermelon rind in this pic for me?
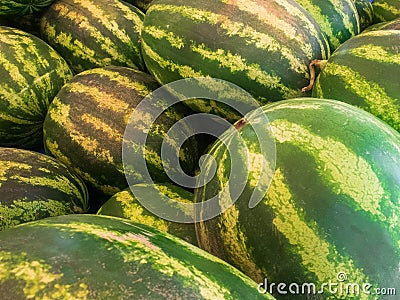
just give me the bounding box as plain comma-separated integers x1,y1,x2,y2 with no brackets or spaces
0,0,56,16
0,214,275,299
0,26,73,149
0,147,89,231
43,66,198,207
140,0,330,120
97,183,198,246
40,0,146,73
312,29,400,132
372,0,400,23
195,98,400,299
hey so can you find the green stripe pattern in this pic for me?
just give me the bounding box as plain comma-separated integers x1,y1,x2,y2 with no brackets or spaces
0,214,275,299
43,66,198,206
0,147,89,230
0,0,55,16
294,0,360,51
40,0,145,73
0,26,73,149
195,98,400,299
363,17,400,32
352,0,374,31
141,0,329,117
372,0,400,23
97,183,198,246
313,30,400,132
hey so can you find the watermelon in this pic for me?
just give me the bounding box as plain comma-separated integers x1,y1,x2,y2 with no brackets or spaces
40,0,146,74
123,0,153,12
312,29,400,132
372,0,400,23
0,0,55,16
0,26,73,149
0,214,275,299
353,0,374,31
363,17,400,31
0,11,42,36
97,183,198,246
43,66,198,208
140,0,330,120
0,147,88,231
194,98,400,299
293,0,360,51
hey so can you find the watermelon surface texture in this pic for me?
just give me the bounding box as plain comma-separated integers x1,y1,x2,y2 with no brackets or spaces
40,0,146,73
312,29,400,132
97,183,198,246
195,98,400,299
43,66,198,207
0,11,42,36
0,0,56,16
353,0,374,30
0,26,73,149
0,214,275,299
363,17,400,31
294,0,360,51
372,0,400,22
140,0,330,120
0,147,89,231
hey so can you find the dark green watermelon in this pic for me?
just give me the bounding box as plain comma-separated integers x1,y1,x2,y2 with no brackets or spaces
43,66,198,207
0,147,89,230
195,98,400,299
312,29,400,132
40,0,146,73
0,26,73,149
0,214,275,299
0,0,56,16
97,183,198,246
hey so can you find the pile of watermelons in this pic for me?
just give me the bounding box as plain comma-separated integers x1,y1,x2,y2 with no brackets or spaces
0,0,399,299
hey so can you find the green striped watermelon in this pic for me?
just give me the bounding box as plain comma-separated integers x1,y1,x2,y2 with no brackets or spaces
0,11,42,36
43,66,198,208
372,0,400,23
353,0,374,30
0,147,88,231
40,0,146,74
312,29,400,132
0,26,73,149
0,214,275,299
97,183,198,246
0,0,55,16
294,0,360,51
140,0,330,120
363,16,400,31
195,98,400,299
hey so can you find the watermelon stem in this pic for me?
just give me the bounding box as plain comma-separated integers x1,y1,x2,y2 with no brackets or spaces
234,118,247,130
301,59,328,92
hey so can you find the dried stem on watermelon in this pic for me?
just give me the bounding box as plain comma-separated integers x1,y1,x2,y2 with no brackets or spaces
301,59,328,92
234,118,247,130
